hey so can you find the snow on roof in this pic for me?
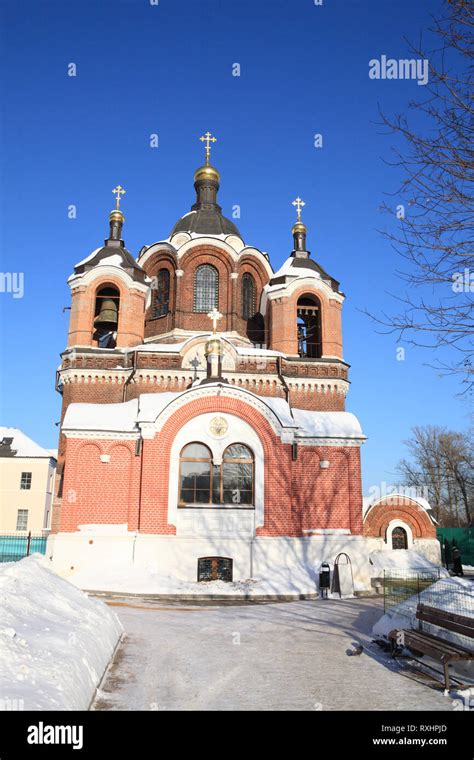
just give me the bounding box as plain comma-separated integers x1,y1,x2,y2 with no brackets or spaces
235,346,284,358
262,397,296,428
137,392,183,423
0,428,54,458
364,492,434,518
96,254,124,267
292,410,365,439
271,256,322,282
63,400,139,433
61,389,366,442
74,247,102,269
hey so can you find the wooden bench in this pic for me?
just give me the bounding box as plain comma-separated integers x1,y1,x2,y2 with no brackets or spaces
389,602,474,690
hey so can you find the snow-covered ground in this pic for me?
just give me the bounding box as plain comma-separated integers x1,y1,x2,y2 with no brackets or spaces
93,597,453,711
0,555,122,710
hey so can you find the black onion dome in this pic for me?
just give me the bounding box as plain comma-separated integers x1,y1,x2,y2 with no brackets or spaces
171,208,241,237
170,162,243,239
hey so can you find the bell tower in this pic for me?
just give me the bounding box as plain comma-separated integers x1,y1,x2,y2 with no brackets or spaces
66,187,149,349
265,199,347,410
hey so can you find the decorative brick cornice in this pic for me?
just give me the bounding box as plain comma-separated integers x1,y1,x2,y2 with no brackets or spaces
297,437,364,447
58,366,350,396
62,431,139,440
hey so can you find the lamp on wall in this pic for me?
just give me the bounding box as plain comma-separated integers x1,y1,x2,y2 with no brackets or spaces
320,460,330,469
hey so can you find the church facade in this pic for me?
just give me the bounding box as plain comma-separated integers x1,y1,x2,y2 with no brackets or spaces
47,136,439,591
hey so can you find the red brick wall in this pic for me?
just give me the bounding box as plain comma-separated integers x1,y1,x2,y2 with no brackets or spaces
141,245,271,340
60,439,141,532
143,252,177,339
290,447,363,533
58,395,363,537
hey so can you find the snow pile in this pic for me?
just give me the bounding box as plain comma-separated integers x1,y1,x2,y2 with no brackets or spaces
369,549,447,574
68,560,320,597
372,576,474,644
0,555,122,710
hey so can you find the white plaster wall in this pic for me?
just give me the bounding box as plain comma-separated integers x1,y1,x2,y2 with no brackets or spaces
48,531,388,591
167,411,265,533
385,520,414,549
413,537,442,565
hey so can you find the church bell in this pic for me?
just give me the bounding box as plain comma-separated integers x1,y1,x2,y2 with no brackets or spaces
94,298,118,328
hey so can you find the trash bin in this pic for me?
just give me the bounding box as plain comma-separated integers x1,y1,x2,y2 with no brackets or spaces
319,561,331,598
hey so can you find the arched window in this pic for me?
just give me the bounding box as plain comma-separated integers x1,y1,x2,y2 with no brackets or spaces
194,265,218,312
242,273,256,320
178,442,254,507
93,285,120,348
222,444,254,505
392,526,408,550
179,443,212,505
297,294,322,358
153,268,170,318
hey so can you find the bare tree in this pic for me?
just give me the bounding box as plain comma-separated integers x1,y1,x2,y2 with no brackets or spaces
370,0,474,390
397,425,473,525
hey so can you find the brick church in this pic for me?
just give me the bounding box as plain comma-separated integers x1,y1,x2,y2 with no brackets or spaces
47,135,439,590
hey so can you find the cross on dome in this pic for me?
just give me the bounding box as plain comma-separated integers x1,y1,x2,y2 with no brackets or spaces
200,132,217,165
112,185,126,211
292,196,306,223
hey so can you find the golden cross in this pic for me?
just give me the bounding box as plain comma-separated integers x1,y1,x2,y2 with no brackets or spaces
112,185,126,210
292,196,306,222
200,132,217,165
207,308,223,334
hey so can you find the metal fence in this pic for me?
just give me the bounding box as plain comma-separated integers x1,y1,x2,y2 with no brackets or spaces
0,532,49,563
383,569,441,614
382,570,474,651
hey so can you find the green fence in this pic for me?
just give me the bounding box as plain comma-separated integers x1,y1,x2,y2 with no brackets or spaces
437,527,474,567
0,532,48,563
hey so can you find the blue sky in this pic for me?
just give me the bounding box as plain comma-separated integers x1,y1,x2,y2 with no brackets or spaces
0,0,469,492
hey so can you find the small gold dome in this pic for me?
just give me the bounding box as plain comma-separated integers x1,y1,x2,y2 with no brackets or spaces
194,164,221,184
292,221,307,235
109,209,125,223
205,337,224,356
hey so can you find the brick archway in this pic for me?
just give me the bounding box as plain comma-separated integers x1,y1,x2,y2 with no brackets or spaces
363,496,436,540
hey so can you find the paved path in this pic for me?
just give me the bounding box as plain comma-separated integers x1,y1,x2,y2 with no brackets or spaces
93,597,453,711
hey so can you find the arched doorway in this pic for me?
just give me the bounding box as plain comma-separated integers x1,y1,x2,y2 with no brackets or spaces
392,526,408,550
